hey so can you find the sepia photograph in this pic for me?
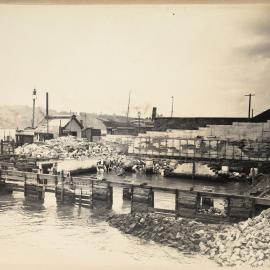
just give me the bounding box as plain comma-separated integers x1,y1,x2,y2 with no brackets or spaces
0,1,270,269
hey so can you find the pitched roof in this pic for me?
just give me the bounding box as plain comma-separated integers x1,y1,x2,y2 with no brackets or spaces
253,109,270,122
35,115,82,134
78,114,106,131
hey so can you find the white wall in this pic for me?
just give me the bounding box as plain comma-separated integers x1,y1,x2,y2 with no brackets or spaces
64,119,82,138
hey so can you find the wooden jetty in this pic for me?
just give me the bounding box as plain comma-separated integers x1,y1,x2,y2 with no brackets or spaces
1,169,270,223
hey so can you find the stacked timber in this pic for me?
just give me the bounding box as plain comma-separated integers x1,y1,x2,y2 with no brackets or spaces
229,197,253,222
91,180,113,209
24,184,45,202
55,173,75,203
75,188,92,207
55,186,75,203
177,191,198,218
131,187,154,212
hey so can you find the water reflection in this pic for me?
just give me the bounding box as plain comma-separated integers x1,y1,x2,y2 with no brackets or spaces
2,172,247,268
0,190,219,267
0,194,17,212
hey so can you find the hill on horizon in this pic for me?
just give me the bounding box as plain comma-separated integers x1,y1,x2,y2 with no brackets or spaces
0,105,128,129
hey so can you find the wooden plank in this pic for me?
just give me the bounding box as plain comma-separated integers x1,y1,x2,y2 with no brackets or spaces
73,178,92,187
133,195,150,203
195,213,230,224
178,207,197,218
230,198,252,208
132,202,149,212
230,208,251,218
255,198,270,206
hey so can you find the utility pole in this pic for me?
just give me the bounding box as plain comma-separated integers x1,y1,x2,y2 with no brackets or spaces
138,111,141,134
170,96,174,118
245,93,255,119
126,91,131,123
32,89,37,128
46,92,49,133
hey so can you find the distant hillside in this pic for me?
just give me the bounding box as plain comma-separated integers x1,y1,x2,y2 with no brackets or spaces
0,105,70,129
0,105,129,129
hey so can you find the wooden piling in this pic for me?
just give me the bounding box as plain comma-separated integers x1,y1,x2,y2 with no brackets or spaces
23,173,45,203
79,188,82,206
89,180,113,209
176,190,198,218
131,186,154,212
192,161,195,179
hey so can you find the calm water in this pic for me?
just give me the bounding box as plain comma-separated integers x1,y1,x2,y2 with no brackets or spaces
0,187,220,269
103,172,251,195
0,173,252,269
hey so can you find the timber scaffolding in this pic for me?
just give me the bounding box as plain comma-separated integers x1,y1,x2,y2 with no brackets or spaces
129,137,270,162
128,137,270,176
1,169,270,223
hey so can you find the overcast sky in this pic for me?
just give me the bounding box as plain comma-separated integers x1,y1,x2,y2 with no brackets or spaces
0,4,269,118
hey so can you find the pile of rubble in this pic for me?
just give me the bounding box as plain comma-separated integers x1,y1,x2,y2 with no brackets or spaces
15,136,126,162
107,212,219,254
108,208,270,267
15,136,88,159
200,208,270,267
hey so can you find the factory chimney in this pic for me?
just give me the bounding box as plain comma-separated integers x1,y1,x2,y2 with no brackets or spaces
152,107,157,120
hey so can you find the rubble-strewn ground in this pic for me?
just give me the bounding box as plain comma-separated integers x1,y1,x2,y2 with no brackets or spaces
15,136,112,159
107,208,270,267
15,136,134,169
107,212,220,253
14,136,171,173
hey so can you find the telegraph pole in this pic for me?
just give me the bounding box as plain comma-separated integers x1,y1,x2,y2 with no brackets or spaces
245,93,255,119
126,91,131,123
32,89,37,128
170,96,174,118
138,111,141,134
46,92,49,133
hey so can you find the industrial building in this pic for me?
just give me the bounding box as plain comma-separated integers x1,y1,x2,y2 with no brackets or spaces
35,115,83,140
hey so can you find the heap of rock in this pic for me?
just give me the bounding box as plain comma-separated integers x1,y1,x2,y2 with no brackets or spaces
201,208,270,267
16,136,122,160
108,208,270,267
107,212,219,254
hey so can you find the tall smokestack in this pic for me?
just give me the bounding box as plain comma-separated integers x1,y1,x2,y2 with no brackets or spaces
152,107,157,120
46,92,49,119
